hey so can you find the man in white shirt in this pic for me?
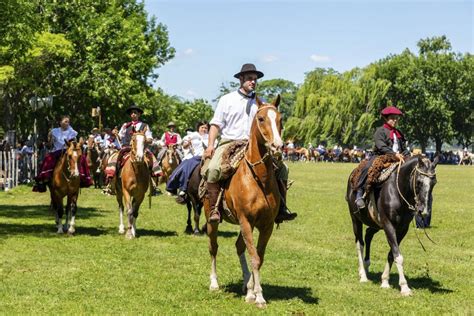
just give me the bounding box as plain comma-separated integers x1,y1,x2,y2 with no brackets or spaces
203,63,297,223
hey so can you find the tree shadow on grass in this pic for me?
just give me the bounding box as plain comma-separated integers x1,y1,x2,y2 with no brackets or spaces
224,282,319,304
0,222,108,238
367,271,453,294
0,204,103,219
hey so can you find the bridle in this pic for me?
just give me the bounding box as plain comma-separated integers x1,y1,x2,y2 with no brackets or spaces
130,131,146,164
62,145,81,182
396,160,436,212
244,105,280,169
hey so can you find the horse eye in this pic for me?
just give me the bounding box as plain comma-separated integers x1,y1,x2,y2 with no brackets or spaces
258,117,265,122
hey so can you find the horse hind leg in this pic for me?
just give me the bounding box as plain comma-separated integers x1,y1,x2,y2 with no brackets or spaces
363,227,379,274
351,214,368,282
192,200,202,235
53,197,64,234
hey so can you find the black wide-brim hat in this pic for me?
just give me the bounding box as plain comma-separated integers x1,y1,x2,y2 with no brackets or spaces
234,63,264,79
126,104,144,115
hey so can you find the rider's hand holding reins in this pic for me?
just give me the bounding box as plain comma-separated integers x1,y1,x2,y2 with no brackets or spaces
204,145,215,159
396,153,405,163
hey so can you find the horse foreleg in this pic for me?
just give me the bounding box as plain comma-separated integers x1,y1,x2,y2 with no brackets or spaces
381,251,394,289
240,220,265,307
185,200,193,234
207,221,219,290
252,223,274,308
124,192,135,239
235,232,252,295
67,195,78,235
52,195,64,234
117,191,125,234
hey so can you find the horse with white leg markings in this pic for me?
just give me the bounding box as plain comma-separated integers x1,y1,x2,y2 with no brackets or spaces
204,96,284,308
116,129,150,239
49,140,83,235
346,155,438,296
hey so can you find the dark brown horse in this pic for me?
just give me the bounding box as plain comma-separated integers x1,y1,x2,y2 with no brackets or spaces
86,136,102,188
184,164,204,235
49,140,83,235
346,155,438,296
116,130,150,239
204,95,283,308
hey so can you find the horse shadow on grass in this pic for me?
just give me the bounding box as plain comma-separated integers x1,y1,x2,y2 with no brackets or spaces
367,271,453,294
0,204,103,219
0,222,108,238
224,282,319,304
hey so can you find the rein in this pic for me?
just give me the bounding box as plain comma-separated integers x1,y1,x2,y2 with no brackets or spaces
396,162,436,212
61,149,80,183
395,160,437,250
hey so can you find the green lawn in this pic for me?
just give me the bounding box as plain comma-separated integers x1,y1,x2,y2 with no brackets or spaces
1,163,473,314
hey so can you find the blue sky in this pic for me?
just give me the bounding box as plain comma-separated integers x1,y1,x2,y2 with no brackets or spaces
144,0,473,103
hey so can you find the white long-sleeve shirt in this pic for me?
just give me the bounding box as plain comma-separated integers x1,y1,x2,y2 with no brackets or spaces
50,126,78,152
210,90,258,141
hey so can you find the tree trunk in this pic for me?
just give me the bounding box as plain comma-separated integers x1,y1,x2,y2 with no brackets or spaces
435,137,443,153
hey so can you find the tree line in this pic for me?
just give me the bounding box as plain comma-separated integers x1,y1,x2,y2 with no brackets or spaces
1,1,472,151
1,0,213,141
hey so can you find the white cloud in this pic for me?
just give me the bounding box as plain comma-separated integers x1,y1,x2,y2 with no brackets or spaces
183,48,194,56
185,89,197,97
310,54,330,63
262,54,278,63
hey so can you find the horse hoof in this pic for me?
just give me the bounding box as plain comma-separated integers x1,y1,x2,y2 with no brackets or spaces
360,277,369,283
401,286,412,296
67,228,75,236
57,228,64,234
209,284,219,291
381,281,390,289
245,294,256,303
184,226,193,234
256,302,267,309
193,229,201,236
126,231,134,239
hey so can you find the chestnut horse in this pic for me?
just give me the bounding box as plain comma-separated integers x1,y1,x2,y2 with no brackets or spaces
159,144,180,186
116,130,150,239
49,140,83,235
346,155,438,296
204,95,283,308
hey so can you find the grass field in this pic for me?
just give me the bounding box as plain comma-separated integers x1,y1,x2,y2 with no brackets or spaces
1,163,473,314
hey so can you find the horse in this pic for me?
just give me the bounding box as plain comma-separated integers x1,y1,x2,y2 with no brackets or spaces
346,155,439,296
339,148,352,162
116,130,150,239
204,95,283,308
159,144,181,186
184,164,204,235
49,139,83,235
86,136,102,188
295,147,310,162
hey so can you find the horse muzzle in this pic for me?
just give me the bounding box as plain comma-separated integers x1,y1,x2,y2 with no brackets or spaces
416,203,429,218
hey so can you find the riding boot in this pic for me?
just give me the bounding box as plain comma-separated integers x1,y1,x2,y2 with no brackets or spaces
275,179,297,224
207,182,221,223
355,188,366,209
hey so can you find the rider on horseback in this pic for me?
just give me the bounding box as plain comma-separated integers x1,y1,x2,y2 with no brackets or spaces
354,105,410,209
104,104,160,194
202,63,297,224
33,115,92,192
157,122,184,162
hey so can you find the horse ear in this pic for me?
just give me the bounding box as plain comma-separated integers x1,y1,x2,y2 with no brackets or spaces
274,94,281,108
65,139,71,147
256,95,263,107
432,154,440,168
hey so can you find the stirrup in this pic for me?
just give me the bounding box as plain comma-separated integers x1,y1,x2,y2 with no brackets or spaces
208,209,220,223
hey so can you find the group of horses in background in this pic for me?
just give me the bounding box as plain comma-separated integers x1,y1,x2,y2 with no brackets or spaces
42,95,442,306
285,146,366,163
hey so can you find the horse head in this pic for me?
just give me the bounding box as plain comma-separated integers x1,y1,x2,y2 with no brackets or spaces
64,139,82,178
131,128,146,162
255,95,284,156
412,155,438,218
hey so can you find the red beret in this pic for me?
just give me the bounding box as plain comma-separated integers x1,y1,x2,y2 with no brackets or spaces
381,106,404,116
